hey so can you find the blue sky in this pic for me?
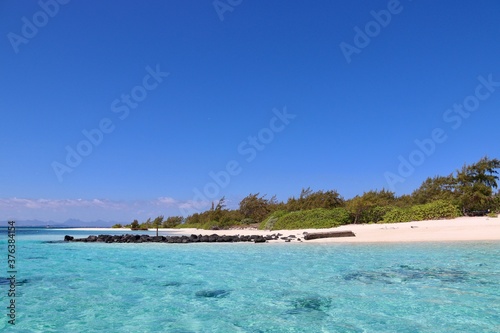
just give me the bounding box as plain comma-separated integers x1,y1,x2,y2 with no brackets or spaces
1,0,499,223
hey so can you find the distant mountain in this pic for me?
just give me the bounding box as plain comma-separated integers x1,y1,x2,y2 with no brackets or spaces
13,219,120,228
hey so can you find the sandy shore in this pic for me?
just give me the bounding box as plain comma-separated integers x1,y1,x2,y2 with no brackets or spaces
169,216,500,243
68,216,500,243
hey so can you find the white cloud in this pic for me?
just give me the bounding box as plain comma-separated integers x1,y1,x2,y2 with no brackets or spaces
155,197,178,206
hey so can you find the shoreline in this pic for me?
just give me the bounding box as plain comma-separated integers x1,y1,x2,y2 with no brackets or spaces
62,216,500,244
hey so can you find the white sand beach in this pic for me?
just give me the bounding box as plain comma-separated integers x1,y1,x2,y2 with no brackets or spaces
169,216,500,243
69,216,500,243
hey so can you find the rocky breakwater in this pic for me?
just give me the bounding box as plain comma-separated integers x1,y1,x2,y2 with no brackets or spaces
63,233,300,244
63,231,355,244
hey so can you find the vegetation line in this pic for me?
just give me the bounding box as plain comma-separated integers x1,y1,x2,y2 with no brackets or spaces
111,156,500,230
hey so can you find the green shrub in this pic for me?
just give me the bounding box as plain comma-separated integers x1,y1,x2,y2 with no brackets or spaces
382,207,412,223
259,210,288,230
111,223,123,228
383,200,461,223
240,218,256,225
259,208,351,230
175,222,203,229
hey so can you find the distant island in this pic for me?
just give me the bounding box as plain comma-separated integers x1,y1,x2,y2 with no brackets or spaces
111,156,499,231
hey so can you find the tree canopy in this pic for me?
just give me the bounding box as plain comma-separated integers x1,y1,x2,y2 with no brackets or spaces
131,156,500,229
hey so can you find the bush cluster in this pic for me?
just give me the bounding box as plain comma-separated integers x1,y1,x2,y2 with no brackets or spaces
383,200,461,223
259,208,351,230
127,157,500,230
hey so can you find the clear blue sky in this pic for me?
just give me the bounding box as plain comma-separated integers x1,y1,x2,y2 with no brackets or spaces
1,0,499,223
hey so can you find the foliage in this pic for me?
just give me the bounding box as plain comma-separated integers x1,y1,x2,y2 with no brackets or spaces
383,200,461,223
239,193,277,223
259,208,351,230
240,218,256,225
285,188,344,211
492,191,500,213
455,156,500,213
182,197,244,229
411,175,458,205
152,216,164,229
130,219,140,229
394,194,413,208
346,189,396,223
111,223,123,228
162,216,184,228
131,156,500,230
259,210,288,230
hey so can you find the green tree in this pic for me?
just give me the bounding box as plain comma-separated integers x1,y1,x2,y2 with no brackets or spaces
239,193,271,224
286,188,344,211
152,215,164,236
411,174,457,204
455,156,500,213
153,215,164,228
130,219,140,229
209,197,226,222
395,194,413,208
346,189,396,223
492,191,500,213
162,216,184,228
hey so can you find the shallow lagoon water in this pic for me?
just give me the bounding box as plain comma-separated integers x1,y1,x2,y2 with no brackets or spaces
1,228,499,332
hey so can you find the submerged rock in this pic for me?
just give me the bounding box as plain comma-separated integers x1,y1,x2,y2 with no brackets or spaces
344,265,470,284
195,289,231,298
291,296,332,312
0,277,29,286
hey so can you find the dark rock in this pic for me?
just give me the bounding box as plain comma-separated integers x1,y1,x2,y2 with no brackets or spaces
304,231,355,240
63,232,313,245
254,236,267,243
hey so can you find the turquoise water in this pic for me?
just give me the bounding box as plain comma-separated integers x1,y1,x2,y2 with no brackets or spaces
1,228,499,332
